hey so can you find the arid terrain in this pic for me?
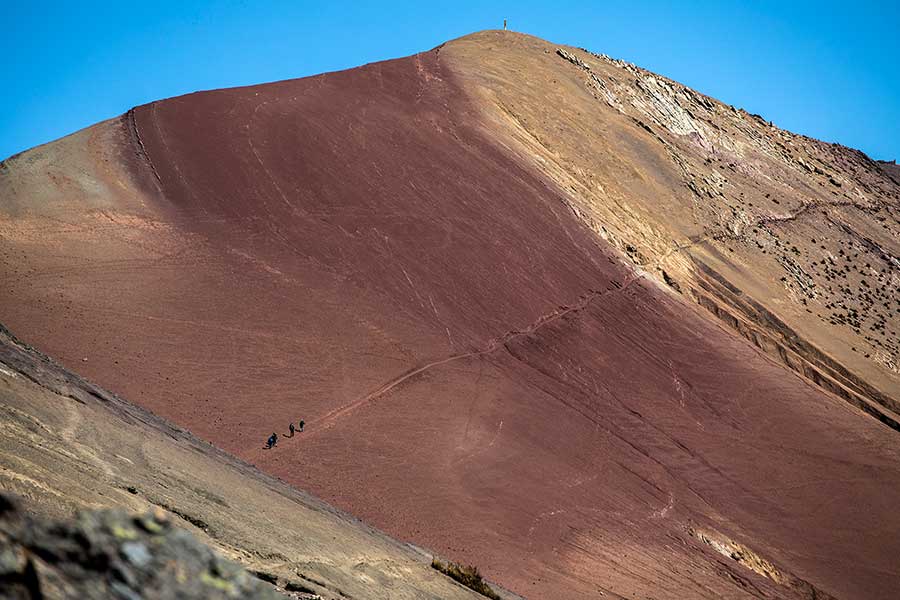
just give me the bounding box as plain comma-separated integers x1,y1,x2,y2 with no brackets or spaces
1,30,898,599
0,325,495,599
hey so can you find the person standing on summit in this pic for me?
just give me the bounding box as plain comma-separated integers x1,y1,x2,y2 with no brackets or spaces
266,432,277,449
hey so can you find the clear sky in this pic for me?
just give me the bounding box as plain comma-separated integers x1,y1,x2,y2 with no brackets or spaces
3,1,898,162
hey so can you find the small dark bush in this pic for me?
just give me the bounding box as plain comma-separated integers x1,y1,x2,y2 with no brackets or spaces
431,558,501,600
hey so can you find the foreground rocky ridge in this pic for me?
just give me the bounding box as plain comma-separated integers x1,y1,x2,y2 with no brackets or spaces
0,325,490,600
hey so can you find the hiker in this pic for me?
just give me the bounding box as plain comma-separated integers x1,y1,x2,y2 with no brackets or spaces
298,419,305,433
266,432,277,449
289,423,295,437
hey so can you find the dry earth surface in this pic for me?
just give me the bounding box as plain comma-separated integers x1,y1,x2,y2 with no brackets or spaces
0,326,497,599
1,30,899,599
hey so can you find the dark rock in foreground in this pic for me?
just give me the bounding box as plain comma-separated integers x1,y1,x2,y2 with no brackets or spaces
0,494,288,600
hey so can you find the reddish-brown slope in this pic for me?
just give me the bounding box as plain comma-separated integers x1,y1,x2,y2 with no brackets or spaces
2,34,899,599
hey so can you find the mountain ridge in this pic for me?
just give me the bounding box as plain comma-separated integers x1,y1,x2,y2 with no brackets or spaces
443,30,899,422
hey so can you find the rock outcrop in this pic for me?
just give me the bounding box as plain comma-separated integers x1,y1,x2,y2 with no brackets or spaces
0,494,288,599
0,324,489,600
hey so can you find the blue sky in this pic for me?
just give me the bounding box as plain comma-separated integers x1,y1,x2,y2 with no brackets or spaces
3,1,898,161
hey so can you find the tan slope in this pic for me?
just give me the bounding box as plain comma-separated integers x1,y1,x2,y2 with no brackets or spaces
442,30,900,426
0,324,497,600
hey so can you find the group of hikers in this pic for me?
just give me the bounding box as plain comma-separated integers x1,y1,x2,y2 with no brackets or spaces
266,419,305,449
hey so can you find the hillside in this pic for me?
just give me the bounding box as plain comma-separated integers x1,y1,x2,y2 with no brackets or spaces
0,493,286,600
445,33,899,423
1,30,898,599
0,325,492,599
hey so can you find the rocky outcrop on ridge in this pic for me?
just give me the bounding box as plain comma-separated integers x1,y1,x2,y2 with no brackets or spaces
0,494,290,600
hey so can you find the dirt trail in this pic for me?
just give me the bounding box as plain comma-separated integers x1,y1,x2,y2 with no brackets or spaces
312,274,642,434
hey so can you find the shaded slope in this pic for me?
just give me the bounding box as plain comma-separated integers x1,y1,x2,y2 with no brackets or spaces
1,30,899,600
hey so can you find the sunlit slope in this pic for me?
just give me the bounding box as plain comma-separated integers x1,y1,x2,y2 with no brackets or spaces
1,30,899,600
444,30,900,426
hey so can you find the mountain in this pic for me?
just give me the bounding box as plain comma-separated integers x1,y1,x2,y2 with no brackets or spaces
1,30,898,599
